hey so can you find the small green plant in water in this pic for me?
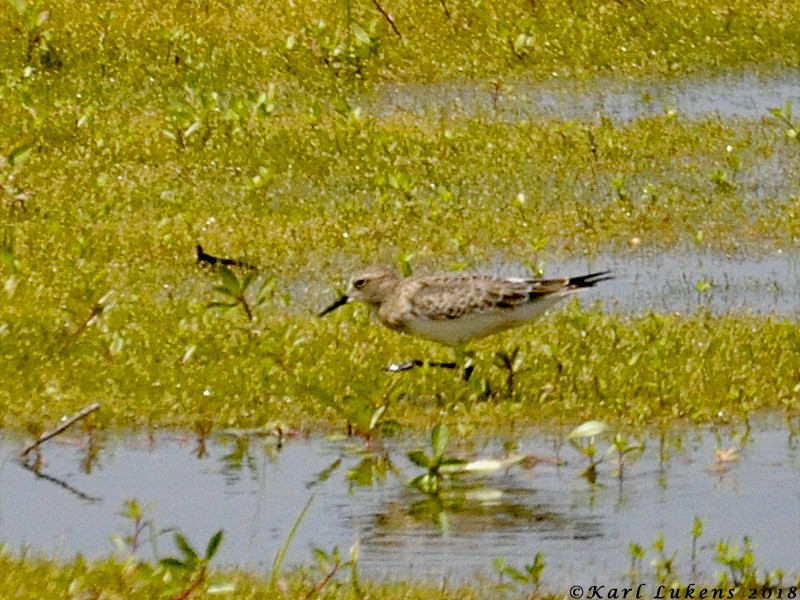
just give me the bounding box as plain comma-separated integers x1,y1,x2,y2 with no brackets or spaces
112,499,159,557
691,516,705,578
714,536,787,589
408,423,528,495
568,420,609,482
611,432,645,480
408,423,465,495
769,100,800,141
159,530,229,598
628,542,646,584
494,552,546,599
651,533,677,586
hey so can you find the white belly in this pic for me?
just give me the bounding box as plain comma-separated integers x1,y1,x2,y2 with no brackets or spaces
403,294,568,345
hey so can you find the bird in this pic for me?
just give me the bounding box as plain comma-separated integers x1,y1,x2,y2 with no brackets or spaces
319,265,612,377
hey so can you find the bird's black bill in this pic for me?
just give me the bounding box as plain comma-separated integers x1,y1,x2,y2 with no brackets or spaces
318,295,349,317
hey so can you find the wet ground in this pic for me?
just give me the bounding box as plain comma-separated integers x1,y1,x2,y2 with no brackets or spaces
2,419,798,587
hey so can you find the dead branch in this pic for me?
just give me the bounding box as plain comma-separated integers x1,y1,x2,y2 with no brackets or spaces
20,402,101,457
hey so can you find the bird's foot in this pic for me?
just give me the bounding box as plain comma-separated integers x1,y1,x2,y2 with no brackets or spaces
386,360,459,373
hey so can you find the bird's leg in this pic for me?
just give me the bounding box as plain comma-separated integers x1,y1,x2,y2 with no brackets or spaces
386,359,458,373
493,346,522,397
454,345,475,382
386,346,473,379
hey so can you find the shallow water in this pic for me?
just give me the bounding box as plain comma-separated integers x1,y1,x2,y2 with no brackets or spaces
366,72,800,123
2,420,798,587
549,250,800,316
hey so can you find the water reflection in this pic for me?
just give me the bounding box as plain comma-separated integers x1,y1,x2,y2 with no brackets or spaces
0,420,798,587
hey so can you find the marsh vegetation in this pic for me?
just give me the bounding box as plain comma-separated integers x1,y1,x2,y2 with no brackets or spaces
2,0,800,596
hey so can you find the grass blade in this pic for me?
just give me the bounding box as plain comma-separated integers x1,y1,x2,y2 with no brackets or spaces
268,495,313,592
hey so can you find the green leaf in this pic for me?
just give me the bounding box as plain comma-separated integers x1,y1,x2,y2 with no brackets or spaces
240,271,256,291
205,530,224,560
409,473,434,493
109,332,124,355
159,557,187,570
347,458,376,486
407,450,431,468
505,564,529,583
269,495,313,592
7,0,26,16
207,301,238,310
369,405,386,430
218,266,240,294
175,533,198,562
8,143,32,166
431,423,449,458
313,547,330,568
350,22,371,45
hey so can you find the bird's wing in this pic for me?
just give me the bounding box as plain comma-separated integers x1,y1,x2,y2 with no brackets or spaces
408,274,569,321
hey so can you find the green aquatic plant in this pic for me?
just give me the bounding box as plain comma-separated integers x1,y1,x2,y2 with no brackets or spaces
341,393,390,441
159,530,229,598
408,423,464,495
769,101,800,141
629,542,646,584
568,420,608,482
408,423,528,495
691,516,705,578
4,0,800,436
611,432,645,481
494,553,546,598
714,537,787,590
112,499,163,558
346,450,394,487
1,515,799,598
651,533,677,586
299,16,382,82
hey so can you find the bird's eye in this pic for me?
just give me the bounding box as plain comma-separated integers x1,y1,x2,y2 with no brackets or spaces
353,279,366,290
